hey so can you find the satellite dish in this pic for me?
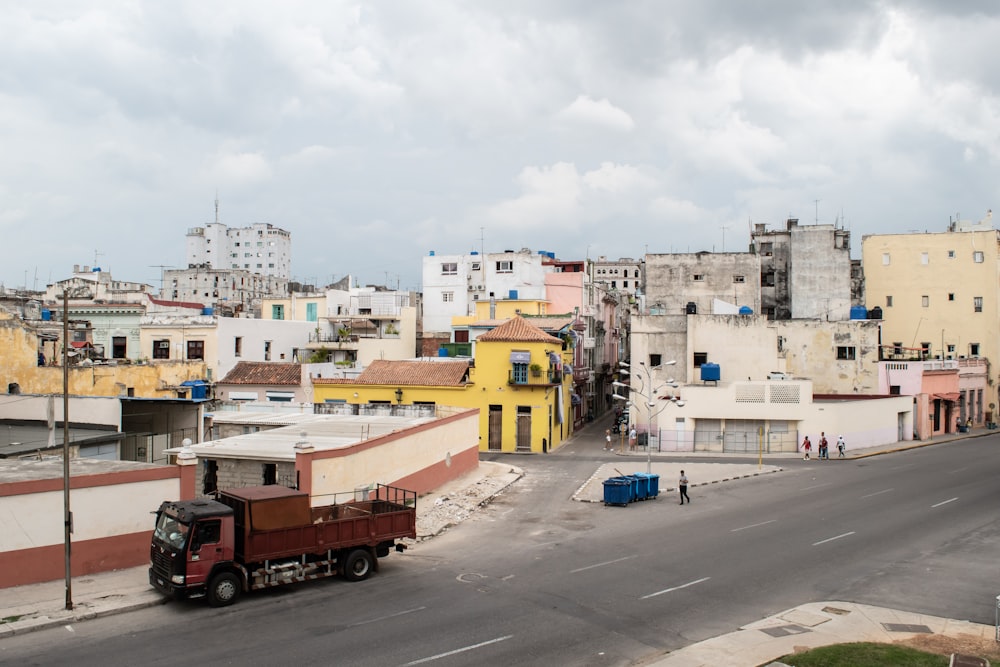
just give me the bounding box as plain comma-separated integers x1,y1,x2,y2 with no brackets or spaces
991,403,996,410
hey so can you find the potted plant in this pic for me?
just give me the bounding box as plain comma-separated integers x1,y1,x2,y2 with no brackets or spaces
529,363,543,377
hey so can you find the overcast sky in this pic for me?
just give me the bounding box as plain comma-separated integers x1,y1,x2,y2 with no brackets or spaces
2,2,998,292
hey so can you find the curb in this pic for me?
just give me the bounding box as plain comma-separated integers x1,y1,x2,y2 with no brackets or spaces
0,595,168,638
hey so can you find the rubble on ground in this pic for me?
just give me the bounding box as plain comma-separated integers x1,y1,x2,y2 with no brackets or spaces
411,471,520,541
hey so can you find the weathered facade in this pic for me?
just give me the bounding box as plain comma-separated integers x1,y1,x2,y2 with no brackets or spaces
643,252,762,316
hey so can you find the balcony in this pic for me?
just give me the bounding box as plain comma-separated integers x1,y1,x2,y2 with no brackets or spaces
508,369,564,386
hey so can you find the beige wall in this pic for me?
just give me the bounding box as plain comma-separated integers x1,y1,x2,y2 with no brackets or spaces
308,410,480,501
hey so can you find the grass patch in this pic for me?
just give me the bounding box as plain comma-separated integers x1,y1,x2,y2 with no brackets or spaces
1,615,23,623
772,641,948,666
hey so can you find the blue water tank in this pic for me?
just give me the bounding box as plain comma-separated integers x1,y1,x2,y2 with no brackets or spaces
701,363,721,382
738,306,753,315
41,309,51,321
429,250,435,256
850,305,868,320
202,307,214,316
438,347,449,357
508,289,518,299
180,380,209,400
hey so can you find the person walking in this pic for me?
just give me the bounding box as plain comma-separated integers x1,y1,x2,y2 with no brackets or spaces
628,425,637,452
819,432,829,460
802,435,812,460
605,429,612,451
837,435,846,458
678,470,691,505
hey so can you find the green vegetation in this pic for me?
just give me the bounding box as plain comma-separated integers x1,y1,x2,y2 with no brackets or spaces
772,642,948,667
1,615,23,623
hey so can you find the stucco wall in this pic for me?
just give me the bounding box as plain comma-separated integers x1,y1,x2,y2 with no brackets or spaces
0,465,181,587
644,252,762,315
306,409,480,500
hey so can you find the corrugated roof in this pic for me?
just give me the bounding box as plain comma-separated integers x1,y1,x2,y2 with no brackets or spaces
219,361,302,385
476,315,563,343
348,359,471,386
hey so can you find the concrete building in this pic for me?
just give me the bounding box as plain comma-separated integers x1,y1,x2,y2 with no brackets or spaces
186,221,291,279
862,211,999,410
643,252,762,316
752,219,853,320
421,249,549,335
162,266,288,317
215,361,312,404
591,255,643,301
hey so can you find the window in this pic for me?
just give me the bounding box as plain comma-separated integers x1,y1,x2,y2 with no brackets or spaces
733,275,745,283
974,251,984,263
920,252,929,265
471,262,480,271
947,344,956,355
112,336,127,359
623,281,629,288
886,295,893,307
920,342,931,358
442,291,454,302
264,341,272,361
202,460,218,495
441,262,457,275
234,337,243,357
511,363,528,384
262,463,277,486
948,250,956,258
948,293,955,301
762,272,775,287
650,354,662,367
693,352,708,367
272,304,285,320
634,270,639,278
611,281,616,289
893,342,903,357
974,296,983,312
889,385,901,395
760,242,773,255
153,339,170,360
836,346,856,360
187,340,205,360
496,260,513,273
970,343,980,356
306,302,317,322
693,274,704,282
882,253,890,265
921,295,929,307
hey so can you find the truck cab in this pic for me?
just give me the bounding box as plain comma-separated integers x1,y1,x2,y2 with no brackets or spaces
149,498,236,602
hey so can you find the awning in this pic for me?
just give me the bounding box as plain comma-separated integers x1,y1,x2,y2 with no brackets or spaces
932,392,961,402
510,351,531,363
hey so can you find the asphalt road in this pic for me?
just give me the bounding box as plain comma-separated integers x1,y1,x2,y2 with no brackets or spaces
2,432,998,666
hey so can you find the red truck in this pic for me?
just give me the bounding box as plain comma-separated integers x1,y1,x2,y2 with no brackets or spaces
149,483,416,606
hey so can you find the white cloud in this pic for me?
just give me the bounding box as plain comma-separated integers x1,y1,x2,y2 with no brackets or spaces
556,95,635,131
202,151,273,188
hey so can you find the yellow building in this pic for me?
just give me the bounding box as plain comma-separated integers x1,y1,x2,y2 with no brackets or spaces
862,222,1000,406
313,316,574,452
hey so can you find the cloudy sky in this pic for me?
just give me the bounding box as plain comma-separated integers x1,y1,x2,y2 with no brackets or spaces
2,1,998,292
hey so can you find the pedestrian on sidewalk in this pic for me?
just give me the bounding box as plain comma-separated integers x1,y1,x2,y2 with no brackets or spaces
837,435,846,457
628,425,637,452
605,429,612,451
819,432,829,460
678,470,690,505
802,435,812,460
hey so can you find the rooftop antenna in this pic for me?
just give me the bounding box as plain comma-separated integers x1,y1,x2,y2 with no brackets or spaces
215,192,220,224
149,265,173,294
720,224,731,252
814,199,820,224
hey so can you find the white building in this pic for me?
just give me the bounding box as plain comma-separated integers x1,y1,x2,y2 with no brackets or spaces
186,222,291,280
421,248,549,334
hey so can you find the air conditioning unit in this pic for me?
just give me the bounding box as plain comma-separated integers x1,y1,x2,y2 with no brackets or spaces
157,341,170,348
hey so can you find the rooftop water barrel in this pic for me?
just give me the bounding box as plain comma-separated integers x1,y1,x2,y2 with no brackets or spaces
508,289,518,300
429,250,435,256
438,347,449,357
202,307,214,316
868,306,883,320
701,363,721,382
686,302,697,315
850,305,868,320
738,306,753,315
41,309,52,321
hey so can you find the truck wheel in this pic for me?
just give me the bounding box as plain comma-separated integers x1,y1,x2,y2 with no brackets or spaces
343,549,374,582
208,572,241,607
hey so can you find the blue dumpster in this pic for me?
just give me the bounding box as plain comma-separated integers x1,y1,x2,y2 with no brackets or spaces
633,473,660,499
603,478,631,506
628,474,649,501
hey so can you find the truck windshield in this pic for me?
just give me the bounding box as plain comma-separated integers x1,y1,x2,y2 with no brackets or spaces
153,512,190,551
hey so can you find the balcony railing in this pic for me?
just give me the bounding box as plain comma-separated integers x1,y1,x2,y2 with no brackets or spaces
508,370,564,386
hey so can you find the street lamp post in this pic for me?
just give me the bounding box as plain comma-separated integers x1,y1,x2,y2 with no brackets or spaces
612,360,684,474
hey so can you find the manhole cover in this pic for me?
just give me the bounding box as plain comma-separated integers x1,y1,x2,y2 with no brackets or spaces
881,623,932,633
758,624,812,638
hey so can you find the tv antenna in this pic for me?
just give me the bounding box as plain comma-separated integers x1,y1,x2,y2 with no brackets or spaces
149,265,174,294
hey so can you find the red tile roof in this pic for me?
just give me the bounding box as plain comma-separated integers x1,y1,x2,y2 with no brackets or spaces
315,359,471,387
219,362,302,385
476,315,563,343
